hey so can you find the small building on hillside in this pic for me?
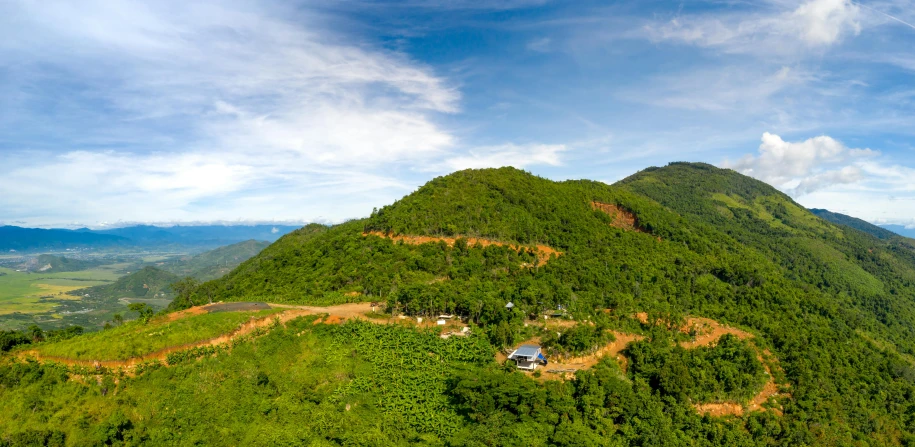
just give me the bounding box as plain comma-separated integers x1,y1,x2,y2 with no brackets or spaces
508,344,548,370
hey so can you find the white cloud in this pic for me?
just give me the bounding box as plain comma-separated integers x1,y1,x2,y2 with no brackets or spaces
791,0,862,45
0,0,570,226
644,0,862,53
445,143,568,171
723,132,878,196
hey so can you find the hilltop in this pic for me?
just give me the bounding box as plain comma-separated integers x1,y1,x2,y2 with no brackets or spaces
158,239,271,281
72,266,180,303
6,164,915,445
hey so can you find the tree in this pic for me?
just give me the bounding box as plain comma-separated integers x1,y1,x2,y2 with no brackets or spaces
27,325,44,343
128,303,154,323
170,276,201,310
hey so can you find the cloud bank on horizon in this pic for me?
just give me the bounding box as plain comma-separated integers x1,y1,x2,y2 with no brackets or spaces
1,0,914,228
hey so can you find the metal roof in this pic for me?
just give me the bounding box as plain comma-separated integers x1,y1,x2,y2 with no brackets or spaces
512,344,541,358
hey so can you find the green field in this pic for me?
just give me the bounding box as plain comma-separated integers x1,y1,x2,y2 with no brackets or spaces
0,266,123,331
0,266,119,314
26,308,283,361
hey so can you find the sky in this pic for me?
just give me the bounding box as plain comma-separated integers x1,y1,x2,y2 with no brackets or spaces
2,0,915,229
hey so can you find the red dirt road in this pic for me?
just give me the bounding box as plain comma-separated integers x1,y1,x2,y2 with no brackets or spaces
363,231,561,267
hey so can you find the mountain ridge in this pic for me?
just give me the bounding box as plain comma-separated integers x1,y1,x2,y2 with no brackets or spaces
8,163,915,445
0,224,303,252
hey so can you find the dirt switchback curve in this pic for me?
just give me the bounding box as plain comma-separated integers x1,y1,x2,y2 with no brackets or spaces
538,314,787,417
363,231,561,267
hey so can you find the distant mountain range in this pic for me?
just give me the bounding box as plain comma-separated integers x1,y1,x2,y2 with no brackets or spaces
809,209,914,240
0,226,128,252
808,209,900,239
156,239,272,281
879,224,915,239
0,224,305,252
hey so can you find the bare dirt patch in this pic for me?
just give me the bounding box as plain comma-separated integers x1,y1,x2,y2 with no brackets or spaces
363,231,561,267
591,202,653,236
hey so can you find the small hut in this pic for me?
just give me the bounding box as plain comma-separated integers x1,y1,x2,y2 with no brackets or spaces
508,344,548,370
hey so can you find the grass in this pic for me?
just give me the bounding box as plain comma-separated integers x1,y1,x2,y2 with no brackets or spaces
0,267,119,317
26,308,284,361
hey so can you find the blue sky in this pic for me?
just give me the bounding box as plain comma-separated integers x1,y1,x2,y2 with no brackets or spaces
2,0,915,228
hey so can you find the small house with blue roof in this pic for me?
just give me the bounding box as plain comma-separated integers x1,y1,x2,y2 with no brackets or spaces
508,344,548,370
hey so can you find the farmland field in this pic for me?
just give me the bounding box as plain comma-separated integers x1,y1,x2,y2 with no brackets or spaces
0,266,122,331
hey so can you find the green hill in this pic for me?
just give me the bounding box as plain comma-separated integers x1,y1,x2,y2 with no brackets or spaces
33,254,103,273
810,208,900,240
7,165,915,445
75,266,180,301
160,239,272,281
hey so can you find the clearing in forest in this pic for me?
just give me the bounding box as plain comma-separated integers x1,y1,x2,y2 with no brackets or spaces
363,231,561,267
590,202,651,234
534,314,787,417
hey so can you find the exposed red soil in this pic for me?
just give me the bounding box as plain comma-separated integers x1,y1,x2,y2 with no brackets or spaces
166,305,207,321
531,313,787,417
20,302,383,371
591,202,653,236
363,231,561,267
540,332,646,381
20,309,314,370
679,317,754,349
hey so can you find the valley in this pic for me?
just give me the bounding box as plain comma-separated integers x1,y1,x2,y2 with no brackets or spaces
0,240,277,331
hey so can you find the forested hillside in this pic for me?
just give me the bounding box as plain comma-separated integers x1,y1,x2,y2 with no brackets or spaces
159,239,271,281
73,266,179,301
33,255,104,273
810,208,900,240
6,164,915,445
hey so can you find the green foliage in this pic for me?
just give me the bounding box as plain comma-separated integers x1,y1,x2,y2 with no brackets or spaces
811,208,900,240
626,334,767,403
71,266,180,301
25,309,281,361
8,164,915,444
543,321,616,356
0,331,30,352
128,303,155,323
158,239,272,281
34,254,104,273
